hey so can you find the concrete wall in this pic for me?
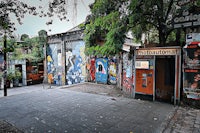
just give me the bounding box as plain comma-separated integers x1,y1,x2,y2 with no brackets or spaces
65,41,86,85
47,29,86,86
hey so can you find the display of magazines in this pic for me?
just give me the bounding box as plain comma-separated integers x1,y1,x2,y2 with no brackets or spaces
183,41,200,100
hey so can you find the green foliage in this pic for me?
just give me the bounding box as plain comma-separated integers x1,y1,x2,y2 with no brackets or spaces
15,69,22,80
0,37,15,52
8,36,44,62
84,0,127,56
38,30,47,44
7,69,15,81
0,72,3,79
20,34,29,41
0,0,68,34
85,0,199,50
6,68,22,81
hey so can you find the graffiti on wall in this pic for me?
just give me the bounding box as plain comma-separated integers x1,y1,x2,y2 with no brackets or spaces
96,58,108,84
108,59,117,84
86,58,96,82
79,45,86,78
47,55,56,84
47,44,62,85
122,53,134,94
65,41,85,85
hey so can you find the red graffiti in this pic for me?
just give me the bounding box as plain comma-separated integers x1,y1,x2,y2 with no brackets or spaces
122,72,133,94
90,58,96,81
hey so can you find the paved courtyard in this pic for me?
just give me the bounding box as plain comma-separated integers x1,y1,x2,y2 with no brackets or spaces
0,83,199,133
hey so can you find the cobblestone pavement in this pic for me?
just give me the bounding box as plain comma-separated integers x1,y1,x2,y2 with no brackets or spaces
60,82,125,98
162,106,200,133
0,83,200,133
0,120,23,133
0,83,175,133
61,83,200,133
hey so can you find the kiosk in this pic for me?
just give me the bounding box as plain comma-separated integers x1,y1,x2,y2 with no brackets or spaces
134,47,182,105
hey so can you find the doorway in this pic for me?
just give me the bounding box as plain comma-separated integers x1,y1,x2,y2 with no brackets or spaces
15,64,22,86
155,56,175,103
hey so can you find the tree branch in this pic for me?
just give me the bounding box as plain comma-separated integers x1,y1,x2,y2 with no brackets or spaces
164,0,174,22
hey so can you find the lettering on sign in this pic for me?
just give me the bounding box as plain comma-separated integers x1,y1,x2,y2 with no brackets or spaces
136,49,180,56
173,12,200,28
177,0,196,6
174,13,200,23
173,0,200,29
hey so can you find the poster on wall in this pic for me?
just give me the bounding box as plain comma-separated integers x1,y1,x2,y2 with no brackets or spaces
183,42,200,99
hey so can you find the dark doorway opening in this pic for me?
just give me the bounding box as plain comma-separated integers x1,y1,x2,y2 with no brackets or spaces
15,64,22,86
155,56,175,103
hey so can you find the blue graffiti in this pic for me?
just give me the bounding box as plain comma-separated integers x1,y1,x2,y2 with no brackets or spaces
66,41,85,85
66,55,84,85
95,58,108,84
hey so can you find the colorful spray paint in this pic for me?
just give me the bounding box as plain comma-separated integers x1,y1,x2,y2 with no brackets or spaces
122,53,133,94
108,58,117,84
65,41,86,85
95,58,108,84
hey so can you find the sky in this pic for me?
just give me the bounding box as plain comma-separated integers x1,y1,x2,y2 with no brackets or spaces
11,0,94,37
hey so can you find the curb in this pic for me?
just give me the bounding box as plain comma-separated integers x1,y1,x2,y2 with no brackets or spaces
158,106,179,133
57,82,87,89
0,120,23,133
57,82,114,89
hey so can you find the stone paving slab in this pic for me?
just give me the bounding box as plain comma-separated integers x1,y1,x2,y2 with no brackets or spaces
162,106,200,133
0,84,175,133
60,82,124,97
0,83,200,133
0,119,23,133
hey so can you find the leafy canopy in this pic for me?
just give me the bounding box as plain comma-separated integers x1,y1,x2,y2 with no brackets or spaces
0,35,44,62
0,0,68,35
84,0,127,56
11,36,44,62
84,0,200,56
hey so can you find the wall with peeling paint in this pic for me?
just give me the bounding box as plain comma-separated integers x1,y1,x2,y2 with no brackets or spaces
122,52,134,95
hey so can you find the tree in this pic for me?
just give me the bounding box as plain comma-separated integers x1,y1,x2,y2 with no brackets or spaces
0,0,67,96
84,0,200,56
20,34,29,41
84,0,127,56
128,0,191,46
0,0,68,34
10,36,44,62
0,1,34,34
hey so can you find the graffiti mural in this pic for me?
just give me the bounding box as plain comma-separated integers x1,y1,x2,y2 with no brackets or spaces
79,45,87,79
122,53,134,94
108,58,117,84
47,43,62,85
65,41,85,85
96,58,108,84
89,58,96,82
86,57,96,82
